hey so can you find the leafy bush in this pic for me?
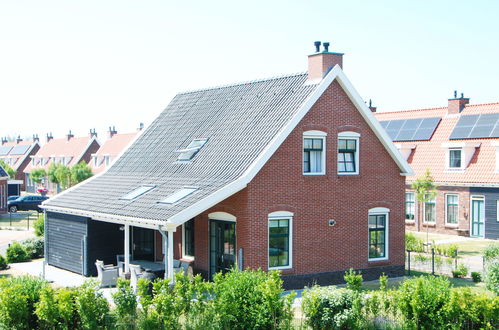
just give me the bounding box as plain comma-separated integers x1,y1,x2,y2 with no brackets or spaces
35,286,79,329
396,275,451,329
34,214,44,237
379,272,388,291
212,269,294,330
484,261,499,295
344,268,363,291
452,264,469,278
484,243,499,262
405,232,424,252
0,275,47,329
302,286,362,329
75,281,111,329
363,289,402,328
112,278,137,327
6,241,29,263
0,255,7,270
471,271,482,283
21,237,44,259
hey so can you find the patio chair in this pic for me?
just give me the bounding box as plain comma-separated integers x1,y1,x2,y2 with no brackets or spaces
129,264,144,292
95,260,119,288
178,261,193,277
116,254,125,277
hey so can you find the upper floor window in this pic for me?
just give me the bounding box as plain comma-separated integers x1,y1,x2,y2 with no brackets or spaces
449,148,462,169
177,138,208,161
338,132,360,175
303,131,326,175
405,192,415,220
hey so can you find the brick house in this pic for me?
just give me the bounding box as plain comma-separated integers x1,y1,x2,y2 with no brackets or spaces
374,94,499,239
24,131,101,194
0,166,8,214
89,127,138,175
0,136,41,191
42,43,412,288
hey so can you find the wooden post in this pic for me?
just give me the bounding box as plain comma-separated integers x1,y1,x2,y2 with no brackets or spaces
124,224,130,273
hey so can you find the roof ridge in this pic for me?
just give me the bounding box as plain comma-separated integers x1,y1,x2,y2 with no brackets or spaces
177,72,307,95
377,106,447,115
464,101,499,108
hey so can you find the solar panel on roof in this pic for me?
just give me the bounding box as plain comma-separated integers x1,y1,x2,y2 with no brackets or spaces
0,146,12,156
450,113,499,139
379,117,441,141
10,145,30,155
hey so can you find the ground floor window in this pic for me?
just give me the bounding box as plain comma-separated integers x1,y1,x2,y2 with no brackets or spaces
405,192,415,220
268,213,292,269
183,218,195,257
424,195,436,223
368,212,387,259
445,194,459,224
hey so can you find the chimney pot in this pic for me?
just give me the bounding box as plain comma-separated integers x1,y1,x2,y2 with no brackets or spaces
67,130,74,141
314,41,321,53
108,126,117,138
323,42,330,52
454,90,457,98
448,92,470,114
308,41,343,80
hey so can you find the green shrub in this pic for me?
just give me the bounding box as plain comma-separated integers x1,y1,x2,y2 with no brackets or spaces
212,269,294,330
75,281,111,329
414,253,430,263
442,287,499,329
471,271,482,283
0,255,7,270
483,243,499,262
34,214,44,237
35,286,79,329
0,275,47,329
21,237,44,259
452,264,469,278
485,261,499,295
6,241,29,263
112,278,137,327
396,275,451,329
302,286,362,329
379,272,388,291
344,268,363,291
363,289,402,328
406,232,424,252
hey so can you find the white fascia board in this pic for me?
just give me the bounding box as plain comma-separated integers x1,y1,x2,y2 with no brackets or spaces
333,69,413,176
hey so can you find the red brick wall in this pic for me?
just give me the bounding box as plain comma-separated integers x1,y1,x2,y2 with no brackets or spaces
0,179,6,213
16,144,40,191
188,80,406,276
406,186,471,236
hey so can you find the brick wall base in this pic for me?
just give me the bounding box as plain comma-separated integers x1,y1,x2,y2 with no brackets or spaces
281,264,405,290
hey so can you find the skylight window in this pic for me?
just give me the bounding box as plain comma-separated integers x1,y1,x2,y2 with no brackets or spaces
159,188,198,204
176,138,208,161
120,186,155,200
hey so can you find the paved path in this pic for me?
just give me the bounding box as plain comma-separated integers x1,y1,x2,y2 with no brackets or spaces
0,229,35,255
9,259,89,287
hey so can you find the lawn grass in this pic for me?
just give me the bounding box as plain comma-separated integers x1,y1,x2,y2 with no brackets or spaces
0,211,38,230
409,230,496,256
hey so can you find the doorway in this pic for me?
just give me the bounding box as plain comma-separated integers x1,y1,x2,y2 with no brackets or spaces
132,227,155,261
209,220,236,279
470,196,485,238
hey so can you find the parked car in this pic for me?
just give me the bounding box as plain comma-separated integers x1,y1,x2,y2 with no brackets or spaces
7,195,49,213
7,195,19,201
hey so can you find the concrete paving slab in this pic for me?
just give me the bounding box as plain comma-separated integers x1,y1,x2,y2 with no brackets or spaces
9,259,89,287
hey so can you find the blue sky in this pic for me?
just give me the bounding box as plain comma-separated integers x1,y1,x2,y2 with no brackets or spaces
1,1,498,139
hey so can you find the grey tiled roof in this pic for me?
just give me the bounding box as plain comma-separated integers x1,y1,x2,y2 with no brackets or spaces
45,73,317,222
0,165,8,178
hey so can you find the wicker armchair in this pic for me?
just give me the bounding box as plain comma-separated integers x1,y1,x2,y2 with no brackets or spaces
95,260,119,287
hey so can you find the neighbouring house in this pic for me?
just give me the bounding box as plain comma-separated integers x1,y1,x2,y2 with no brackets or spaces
0,166,8,214
374,93,499,239
89,127,139,174
0,136,41,191
24,131,101,194
42,42,412,288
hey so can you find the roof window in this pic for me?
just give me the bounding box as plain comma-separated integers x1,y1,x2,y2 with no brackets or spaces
120,185,155,200
159,187,198,204
176,138,208,161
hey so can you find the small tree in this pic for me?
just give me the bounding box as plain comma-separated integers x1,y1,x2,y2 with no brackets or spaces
47,163,60,185
71,161,93,184
411,169,437,243
30,168,47,185
0,160,16,179
55,165,72,190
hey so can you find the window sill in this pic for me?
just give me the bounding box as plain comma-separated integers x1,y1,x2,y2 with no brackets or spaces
422,223,436,227
337,172,359,176
368,257,389,265
444,224,459,229
303,173,326,176
405,220,415,224
269,265,292,271
182,256,195,261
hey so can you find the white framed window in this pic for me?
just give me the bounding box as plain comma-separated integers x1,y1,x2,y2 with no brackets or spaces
445,194,459,225
177,138,209,161
104,155,110,166
338,131,360,175
303,131,326,175
268,211,293,270
368,207,389,261
448,148,462,169
423,194,436,223
182,218,195,259
405,192,415,221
